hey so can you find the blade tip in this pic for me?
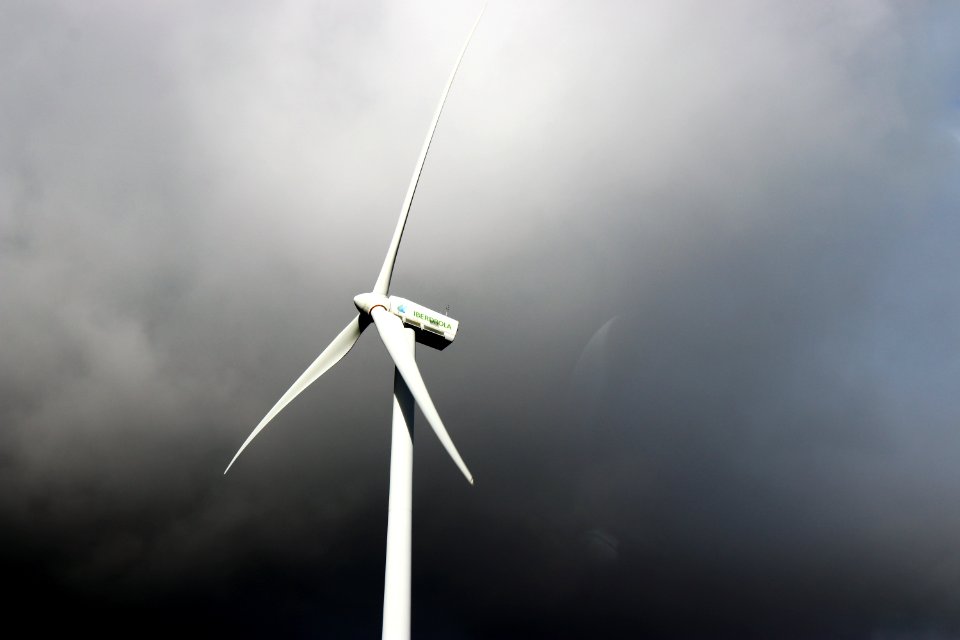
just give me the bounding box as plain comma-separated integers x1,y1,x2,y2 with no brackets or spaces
223,454,241,476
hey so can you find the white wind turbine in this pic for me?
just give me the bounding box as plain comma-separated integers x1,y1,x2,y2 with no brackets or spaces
224,6,485,639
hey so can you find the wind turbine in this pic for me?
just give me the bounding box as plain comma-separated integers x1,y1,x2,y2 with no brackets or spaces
224,6,485,639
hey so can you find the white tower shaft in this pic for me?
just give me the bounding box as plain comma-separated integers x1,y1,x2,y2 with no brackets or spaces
382,327,416,640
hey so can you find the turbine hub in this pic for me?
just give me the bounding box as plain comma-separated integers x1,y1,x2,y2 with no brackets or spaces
354,292,390,315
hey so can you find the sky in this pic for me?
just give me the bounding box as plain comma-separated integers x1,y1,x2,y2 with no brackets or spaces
2,1,960,637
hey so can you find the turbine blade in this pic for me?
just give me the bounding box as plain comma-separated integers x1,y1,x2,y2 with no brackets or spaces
372,4,486,296
371,308,474,484
224,315,368,474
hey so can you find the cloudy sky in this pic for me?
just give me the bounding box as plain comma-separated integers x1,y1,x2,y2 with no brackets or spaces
3,1,960,637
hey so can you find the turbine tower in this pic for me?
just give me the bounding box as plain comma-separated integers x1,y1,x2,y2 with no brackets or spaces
224,6,485,639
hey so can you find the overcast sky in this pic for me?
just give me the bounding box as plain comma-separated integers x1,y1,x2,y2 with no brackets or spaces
3,1,960,638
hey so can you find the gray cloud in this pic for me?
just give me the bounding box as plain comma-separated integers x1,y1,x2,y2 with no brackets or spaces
2,1,960,637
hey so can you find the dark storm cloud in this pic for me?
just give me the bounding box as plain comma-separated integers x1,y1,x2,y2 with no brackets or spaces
2,1,960,637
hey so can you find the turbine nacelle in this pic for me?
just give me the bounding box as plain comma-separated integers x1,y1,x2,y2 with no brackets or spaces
355,292,460,349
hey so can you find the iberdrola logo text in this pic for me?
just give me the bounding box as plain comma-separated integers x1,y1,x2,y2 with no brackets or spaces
413,310,452,329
